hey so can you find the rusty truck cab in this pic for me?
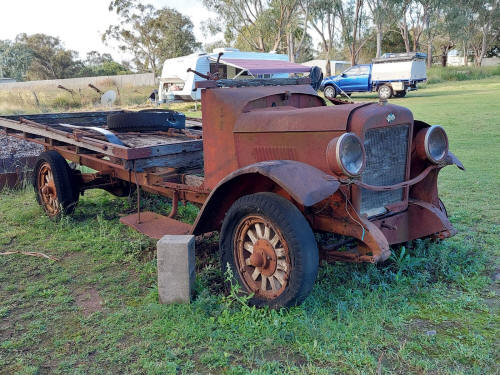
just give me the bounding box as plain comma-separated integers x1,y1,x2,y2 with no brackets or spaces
194,83,463,266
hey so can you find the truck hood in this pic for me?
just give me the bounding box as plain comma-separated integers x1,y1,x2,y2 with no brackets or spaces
234,102,373,133
324,75,341,81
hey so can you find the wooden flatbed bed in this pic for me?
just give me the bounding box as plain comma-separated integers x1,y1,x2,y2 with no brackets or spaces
0,111,208,238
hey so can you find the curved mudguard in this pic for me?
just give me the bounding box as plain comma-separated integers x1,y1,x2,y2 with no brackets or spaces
192,160,340,235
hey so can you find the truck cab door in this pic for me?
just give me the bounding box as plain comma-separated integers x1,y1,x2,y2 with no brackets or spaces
342,65,370,91
354,65,371,91
337,66,360,92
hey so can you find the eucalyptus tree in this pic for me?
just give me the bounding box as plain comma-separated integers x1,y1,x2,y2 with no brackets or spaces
366,0,397,57
15,33,81,80
304,0,338,74
0,40,32,80
104,0,200,78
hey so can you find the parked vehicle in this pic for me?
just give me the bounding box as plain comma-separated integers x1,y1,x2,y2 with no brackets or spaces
321,52,427,100
0,75,463,308
158,48,309,101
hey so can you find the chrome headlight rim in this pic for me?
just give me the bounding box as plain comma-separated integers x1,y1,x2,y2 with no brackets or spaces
327,132,366,177
424,125,448,164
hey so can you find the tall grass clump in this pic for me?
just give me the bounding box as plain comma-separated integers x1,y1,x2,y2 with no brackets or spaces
427,65,500,84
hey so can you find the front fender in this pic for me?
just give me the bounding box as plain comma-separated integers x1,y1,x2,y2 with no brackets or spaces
191,160,340,235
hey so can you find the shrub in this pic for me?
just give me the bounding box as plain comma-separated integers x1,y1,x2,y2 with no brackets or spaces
50,94,82,109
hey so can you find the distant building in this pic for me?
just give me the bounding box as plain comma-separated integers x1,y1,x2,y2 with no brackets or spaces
447,49,500,67
302,60,350,76
0,78,16,84
447,50,466,66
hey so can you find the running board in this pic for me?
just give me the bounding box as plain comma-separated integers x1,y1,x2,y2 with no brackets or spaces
120,211,192,239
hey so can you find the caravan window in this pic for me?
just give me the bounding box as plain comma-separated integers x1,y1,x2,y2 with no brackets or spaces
163,82,185,92
210,63,227,78
235,68,250,77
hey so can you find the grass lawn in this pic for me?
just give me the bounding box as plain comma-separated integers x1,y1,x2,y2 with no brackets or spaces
0,78,499,375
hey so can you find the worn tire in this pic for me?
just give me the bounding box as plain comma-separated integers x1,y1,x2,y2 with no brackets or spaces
323,85,337,100
33,151,79,218
378,84,393,99
107,111,185,132
220,192,319,308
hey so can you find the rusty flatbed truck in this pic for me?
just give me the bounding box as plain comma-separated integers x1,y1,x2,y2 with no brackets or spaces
0,77,464,308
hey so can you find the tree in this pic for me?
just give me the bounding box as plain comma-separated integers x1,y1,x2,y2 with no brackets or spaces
104,1,200,78
337,0,371,65
0,40,32,80
203,0,302,54
470,0,499,66
15,33,81,80
77,51,131,77
366,0,397,57
306,0,338,75
396,0,411,52
419,0,443,67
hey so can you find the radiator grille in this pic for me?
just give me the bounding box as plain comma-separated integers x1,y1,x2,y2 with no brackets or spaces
360,124,410,217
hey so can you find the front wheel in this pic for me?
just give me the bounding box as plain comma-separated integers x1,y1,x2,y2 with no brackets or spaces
323,85,337,100
220,192,319,308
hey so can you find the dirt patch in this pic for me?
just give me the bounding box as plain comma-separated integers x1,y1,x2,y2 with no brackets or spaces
484,270,500,311
74,288,103,317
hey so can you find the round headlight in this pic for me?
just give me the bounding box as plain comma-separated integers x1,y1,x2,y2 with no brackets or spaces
416,125,448,164
326,133,366,177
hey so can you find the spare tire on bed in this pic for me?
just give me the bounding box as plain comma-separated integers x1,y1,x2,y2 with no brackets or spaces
107,110,185,132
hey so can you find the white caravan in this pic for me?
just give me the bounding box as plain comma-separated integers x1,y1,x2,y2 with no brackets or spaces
158,48,299,102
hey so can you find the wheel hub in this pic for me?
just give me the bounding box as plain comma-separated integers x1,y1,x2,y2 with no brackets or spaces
249,239,277,276
234,216,291,298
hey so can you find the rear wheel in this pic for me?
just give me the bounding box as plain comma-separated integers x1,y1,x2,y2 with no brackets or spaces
378,84,393,99
33,151,79,218
220,193,319,308
394,91,407,98
323,85,337,100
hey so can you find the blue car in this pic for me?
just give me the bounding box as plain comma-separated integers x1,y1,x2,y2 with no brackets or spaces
320,53,427,100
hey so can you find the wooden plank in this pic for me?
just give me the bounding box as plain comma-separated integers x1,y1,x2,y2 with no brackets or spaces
118,134,198,148
121,139,203,159
129,151,204,172
0,117,123,157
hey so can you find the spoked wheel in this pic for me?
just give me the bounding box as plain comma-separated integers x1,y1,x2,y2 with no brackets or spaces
33,151,79,218
37,162,60,216
234,216,291,299
220,192,319,308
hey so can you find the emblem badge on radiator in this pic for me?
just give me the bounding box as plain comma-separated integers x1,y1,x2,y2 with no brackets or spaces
386,113,396,123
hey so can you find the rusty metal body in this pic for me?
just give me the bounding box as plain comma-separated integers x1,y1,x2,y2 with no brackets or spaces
194,83,462,263
0,83,462,264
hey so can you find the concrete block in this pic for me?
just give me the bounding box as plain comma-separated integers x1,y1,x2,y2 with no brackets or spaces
157,235,195,304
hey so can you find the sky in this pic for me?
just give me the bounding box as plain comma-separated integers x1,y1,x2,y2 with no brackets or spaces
0,0,219,62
